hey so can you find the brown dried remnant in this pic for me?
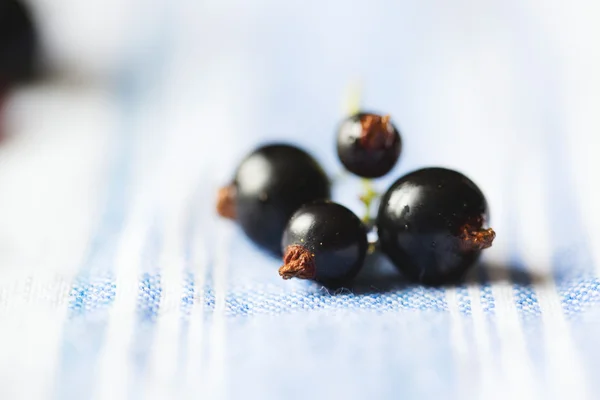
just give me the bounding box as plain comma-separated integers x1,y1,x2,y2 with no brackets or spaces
460,226,496,251
359,114,395,150
279,245,316,280
216,184,236,220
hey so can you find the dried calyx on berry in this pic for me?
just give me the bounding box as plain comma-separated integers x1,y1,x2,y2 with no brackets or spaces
216,185,236,220
279,245,316,280
336,112,402,179
279,201,368,286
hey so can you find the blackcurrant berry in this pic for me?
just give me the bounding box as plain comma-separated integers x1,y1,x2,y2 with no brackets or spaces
0,0,38,85
377,167,495,285
279,201,368,286
217,144,330,255
336,112,402,178
1,0,38,141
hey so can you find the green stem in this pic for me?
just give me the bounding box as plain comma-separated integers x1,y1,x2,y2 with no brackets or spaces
359,178,378,223
344,80,362,115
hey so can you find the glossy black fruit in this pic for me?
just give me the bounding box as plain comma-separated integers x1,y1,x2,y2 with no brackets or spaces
336,112,402,178
279,201,368,286
217,144,330,255
377,167,495,285
0,0,38,85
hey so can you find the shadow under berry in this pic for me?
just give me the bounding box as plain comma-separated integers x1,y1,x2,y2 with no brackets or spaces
320,253,552,295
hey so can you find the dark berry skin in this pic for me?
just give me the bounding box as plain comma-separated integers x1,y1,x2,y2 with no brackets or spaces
0,0,38,85
218,144,330,256
336,112,402,178
279,201,368,286
377,167,495,285
1,0,38,141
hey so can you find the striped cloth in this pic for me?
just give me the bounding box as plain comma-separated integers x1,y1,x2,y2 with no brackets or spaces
1,0,599,399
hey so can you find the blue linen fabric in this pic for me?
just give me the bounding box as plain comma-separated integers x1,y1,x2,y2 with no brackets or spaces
1,0,599,399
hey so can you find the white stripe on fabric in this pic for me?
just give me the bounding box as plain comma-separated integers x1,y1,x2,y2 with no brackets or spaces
182,228,209,397
466,281,501,399
482,120,539,399
143,207,186,400
486,268,538,398
516,155,589,400
92,206,153,400
204,222,232,400
0,273,71,400
141,86,206,398
445,288,473,399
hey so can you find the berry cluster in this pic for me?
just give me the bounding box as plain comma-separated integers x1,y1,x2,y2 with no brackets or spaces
217,111,495,287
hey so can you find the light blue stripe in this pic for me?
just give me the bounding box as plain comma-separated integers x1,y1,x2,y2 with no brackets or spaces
455,285,472,315
128,220,163,400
